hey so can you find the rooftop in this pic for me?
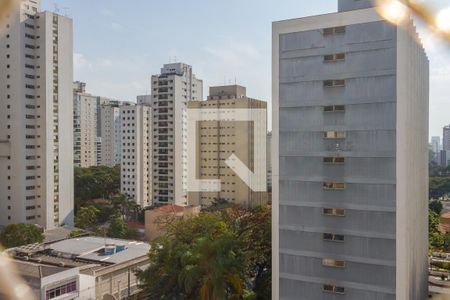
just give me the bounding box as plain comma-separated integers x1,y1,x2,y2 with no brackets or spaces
14,260,70,279
153,204,187,214
48,236,150,264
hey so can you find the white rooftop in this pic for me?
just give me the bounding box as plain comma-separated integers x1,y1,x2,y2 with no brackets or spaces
48,237,150,264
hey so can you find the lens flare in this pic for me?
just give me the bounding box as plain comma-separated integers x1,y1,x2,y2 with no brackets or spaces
376,0,409,25
436,8,450,32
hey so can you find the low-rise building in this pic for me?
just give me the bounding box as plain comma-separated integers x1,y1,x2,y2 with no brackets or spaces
8,236,150,300
144,204,200,241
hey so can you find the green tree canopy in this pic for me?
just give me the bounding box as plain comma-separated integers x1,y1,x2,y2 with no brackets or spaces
430,200,444,215
75,205,100,231
107,213,128,239
0,223,44,248
74,165,120,207
137,206,271,300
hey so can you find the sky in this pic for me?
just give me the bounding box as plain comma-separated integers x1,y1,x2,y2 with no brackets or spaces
41,0,450,138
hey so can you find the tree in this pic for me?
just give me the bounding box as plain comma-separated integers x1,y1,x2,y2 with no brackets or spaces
75,206,99,231
74,165,121,209
0,223,44,248
430,200,444,215
107,213,128,238
137,206,271,300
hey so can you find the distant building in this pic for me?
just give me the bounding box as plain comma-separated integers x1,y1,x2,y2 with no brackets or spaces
100,103,122,167
120,101,152,207
444,126,450,151
432,136,441,153
151,63,203,205
73,82,98,168
441,150,450,167
144,204,200,241
187,85,268,207
8,236,150,300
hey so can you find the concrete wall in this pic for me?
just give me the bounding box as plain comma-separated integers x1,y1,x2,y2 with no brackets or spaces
395,17,429,300
338,0,375,12
273,7,428,300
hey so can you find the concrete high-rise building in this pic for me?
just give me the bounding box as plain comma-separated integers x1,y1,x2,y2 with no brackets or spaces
151,63,203,205
0,0,74,228
100,103,121,167
272,0,429,299
120,102,152,207
73,82,97,168
73,82,125,168
187,85,268,207
431,136,441,153
443,126,450,151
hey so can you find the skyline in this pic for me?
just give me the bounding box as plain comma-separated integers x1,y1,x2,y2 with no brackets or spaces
41,0,450,136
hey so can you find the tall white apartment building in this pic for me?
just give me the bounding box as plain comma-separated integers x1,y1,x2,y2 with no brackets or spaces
0,0,74,229
73,81,97,168
100,103,121,167
73,82,124,168
120,102,152,207
151,63,203,205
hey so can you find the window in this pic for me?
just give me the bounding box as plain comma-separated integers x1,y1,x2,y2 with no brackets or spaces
323,26,346,36
324,80,346,87
323,131,346,139
322,258,346,268
324,53,346,62
323,233,345,242
323,284,345,294
323,208,346,217
323,182,346,190
323,157,345,164
323,105,345,112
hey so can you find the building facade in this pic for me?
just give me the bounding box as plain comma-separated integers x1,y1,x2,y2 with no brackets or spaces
443,126,450,152
431,136,441,154
120,102,152,207
272,0,429,299
73,82,97,168
0,0,74,229
151,63,203,205
9,236,150,300
187,85,268,207
100,103,121,167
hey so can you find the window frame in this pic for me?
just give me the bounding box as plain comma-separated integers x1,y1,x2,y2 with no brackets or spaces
323,208,346,217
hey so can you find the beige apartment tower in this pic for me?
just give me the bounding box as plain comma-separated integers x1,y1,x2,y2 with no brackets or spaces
0,0,74,228
73,81,97,168
187,85,268,207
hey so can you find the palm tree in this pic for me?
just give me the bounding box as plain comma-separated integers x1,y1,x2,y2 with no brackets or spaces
180,235,245,300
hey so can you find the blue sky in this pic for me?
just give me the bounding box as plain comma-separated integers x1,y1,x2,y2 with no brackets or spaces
42,0,450,137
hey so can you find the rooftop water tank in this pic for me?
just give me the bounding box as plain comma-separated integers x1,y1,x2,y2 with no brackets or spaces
104,245,116,255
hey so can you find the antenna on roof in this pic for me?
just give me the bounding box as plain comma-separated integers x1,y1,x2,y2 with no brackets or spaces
53,3,60,13
61,7,70,17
